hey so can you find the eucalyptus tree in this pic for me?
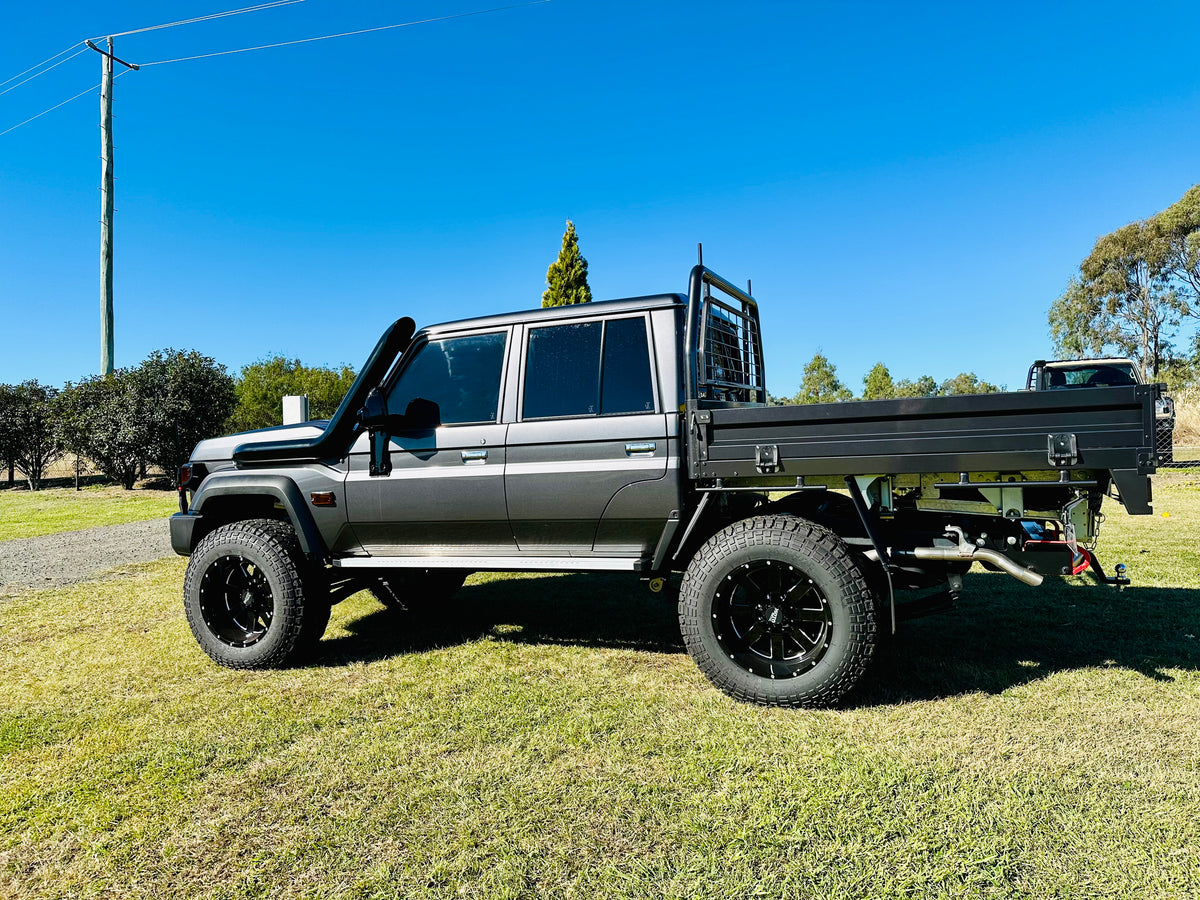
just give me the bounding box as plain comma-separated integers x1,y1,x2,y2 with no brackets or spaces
1153,183,1200,317
794,353,852,404
1050,221,1180,376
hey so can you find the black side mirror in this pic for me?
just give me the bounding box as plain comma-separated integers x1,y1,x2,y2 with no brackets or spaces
358,388,387,428
359,388,392,476
402,397,442,430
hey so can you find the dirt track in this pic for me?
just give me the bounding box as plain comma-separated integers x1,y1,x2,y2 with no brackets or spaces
0,518,174,596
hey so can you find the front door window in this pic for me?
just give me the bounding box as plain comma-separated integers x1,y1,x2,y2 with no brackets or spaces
387,331,508,425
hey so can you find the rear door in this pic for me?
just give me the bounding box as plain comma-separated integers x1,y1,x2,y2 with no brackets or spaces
504,313,672,556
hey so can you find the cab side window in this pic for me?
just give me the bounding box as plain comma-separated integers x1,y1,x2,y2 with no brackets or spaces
387,331,507,426
600,316,654,414
522,317,655,420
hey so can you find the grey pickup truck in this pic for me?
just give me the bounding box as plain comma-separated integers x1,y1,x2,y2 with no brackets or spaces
172,266,1167,707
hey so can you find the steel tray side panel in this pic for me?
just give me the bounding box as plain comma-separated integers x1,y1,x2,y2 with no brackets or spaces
697,386,1157,479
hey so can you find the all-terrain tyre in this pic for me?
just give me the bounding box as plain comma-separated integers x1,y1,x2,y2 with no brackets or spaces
371,569,469,613
679,515,878,708
250,519,331,653
183,518,329,669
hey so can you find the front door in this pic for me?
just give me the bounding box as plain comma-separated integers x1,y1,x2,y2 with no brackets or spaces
345,328,515,556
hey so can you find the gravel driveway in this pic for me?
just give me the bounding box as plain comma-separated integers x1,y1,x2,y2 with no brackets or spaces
0,518,175,596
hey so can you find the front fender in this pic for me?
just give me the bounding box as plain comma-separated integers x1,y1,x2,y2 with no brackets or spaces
173,473,326,558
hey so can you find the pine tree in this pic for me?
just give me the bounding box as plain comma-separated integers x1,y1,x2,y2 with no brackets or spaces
542,220,592,307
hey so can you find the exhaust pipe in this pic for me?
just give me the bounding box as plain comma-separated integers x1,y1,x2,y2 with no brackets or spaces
897,546,1044,587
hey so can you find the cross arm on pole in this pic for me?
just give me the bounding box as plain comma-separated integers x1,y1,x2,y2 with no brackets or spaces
85,40,141,70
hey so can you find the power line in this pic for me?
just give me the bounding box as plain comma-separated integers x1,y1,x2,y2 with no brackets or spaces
0,2,302,102
98,0,306,40
0,69,133,139
0,0,304,135
0,42,84,91
0,1,552,135
0,46,88,99
139,0,552,66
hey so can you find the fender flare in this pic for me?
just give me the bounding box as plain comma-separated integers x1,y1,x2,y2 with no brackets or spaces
190,473,326,557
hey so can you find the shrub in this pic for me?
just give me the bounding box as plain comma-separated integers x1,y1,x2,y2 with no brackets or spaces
56,371,149,490
135,349,236,479
0,381,64,490
227,357,356,433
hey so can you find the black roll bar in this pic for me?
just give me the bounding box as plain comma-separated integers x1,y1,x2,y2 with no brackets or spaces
684,265,764,406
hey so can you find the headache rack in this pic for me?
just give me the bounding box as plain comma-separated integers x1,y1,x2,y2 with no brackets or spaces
685,265,766,405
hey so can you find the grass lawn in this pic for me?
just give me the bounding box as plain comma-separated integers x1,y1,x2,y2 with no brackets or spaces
1,477,1199,898
0,485,178,542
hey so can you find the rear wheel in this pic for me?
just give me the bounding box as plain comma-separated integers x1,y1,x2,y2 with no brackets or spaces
371,569,469,612
184,518,329,668
679,515,878,708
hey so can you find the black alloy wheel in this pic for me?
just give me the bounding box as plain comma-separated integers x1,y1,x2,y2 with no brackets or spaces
712,558,834,679
197,554,276,648
183,518,329,669
679,515,879,708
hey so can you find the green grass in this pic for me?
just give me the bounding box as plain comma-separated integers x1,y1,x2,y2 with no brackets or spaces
1,478,1199,898
0,485,177,542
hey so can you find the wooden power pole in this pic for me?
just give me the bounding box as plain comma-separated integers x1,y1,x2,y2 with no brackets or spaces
86,39,138,376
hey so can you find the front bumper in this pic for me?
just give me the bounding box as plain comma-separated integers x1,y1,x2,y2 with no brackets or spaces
170,512,203,556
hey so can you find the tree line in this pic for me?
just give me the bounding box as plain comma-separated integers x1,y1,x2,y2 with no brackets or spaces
0,220,588,492
776,353,1002,405
1049,183,1200,384
39,203,1198,486
764,184,1200,404
0,354,355,491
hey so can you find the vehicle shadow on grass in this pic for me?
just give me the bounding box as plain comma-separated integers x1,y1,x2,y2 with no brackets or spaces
855,576,1200,706
313,572,1200,706
312,572,685,666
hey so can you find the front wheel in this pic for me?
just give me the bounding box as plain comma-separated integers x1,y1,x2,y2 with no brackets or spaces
679,515,878,708
183,519,329,669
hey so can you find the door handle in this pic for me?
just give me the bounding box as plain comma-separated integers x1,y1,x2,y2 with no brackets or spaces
461,449,488,462
625,442,656,454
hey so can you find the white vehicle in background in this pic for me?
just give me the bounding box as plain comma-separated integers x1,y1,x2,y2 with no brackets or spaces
1026,357,1175,463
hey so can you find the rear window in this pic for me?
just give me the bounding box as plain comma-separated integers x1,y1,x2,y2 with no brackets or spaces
1043,364,1137,389
523,322,601,418
523,317,655,419
601,317,655,415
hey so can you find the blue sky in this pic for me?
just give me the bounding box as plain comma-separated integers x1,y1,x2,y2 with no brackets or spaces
2,0,1199,396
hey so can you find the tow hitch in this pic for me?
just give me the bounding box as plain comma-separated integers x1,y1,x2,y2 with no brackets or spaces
1080,550,1130,587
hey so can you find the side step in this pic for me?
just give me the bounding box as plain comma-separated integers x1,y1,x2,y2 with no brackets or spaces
331,555,647,572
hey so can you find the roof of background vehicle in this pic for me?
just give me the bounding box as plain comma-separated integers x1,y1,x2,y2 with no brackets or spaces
1043,357,1138,367
419,293,686,338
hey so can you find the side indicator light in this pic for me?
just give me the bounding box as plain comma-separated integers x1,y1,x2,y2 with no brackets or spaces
310,492,336,507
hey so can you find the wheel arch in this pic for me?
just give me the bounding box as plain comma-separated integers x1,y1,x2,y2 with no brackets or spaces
758,490,863,535
190,474,326,558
